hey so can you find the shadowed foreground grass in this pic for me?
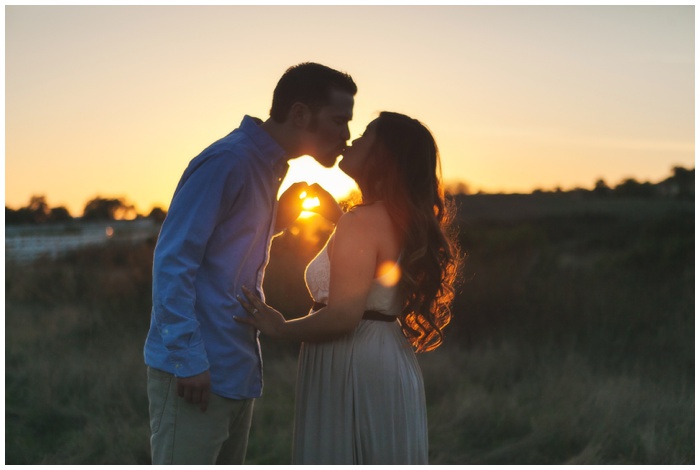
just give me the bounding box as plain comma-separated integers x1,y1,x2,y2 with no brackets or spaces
420,343,693,464
5,194,694,464
6,298,692,464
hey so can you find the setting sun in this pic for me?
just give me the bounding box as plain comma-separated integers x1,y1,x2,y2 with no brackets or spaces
301,196,320,211
4,6,693,217
297,190,321,219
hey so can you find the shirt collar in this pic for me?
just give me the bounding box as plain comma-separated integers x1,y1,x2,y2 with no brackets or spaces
239,115,288,171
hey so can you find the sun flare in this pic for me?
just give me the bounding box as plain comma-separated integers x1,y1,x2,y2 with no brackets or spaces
376,261,402,287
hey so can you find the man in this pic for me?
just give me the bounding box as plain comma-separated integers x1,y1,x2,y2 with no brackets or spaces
144,63,356,464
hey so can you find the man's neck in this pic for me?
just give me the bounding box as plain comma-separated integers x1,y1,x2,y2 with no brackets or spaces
260,118,302,161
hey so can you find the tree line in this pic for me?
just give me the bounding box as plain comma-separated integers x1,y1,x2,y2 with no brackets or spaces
5,196,167,225
446,165,694,199
563,165,693,199
5,166,693,226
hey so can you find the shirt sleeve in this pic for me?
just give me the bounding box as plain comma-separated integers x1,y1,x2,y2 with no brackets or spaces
151,152,243,377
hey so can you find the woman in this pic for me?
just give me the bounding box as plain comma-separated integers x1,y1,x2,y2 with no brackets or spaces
236,111,461,464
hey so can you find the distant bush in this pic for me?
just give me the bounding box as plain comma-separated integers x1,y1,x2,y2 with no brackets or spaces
6,238,155,327
451,197,694,379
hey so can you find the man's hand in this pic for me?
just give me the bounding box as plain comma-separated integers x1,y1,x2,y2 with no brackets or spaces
307,183,343,224
177,370,211,412
275,182,309,232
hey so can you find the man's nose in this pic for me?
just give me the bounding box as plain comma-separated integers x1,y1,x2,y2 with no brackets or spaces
342,125,351,142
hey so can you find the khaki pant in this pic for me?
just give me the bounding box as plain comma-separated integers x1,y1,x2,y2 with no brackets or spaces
147,367,254,465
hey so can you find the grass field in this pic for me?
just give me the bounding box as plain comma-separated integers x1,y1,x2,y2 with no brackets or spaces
5,193,694,464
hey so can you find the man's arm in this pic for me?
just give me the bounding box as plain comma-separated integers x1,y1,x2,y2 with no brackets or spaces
153,153,243,410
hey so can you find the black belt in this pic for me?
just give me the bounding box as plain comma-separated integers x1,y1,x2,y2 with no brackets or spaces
312,302,397,323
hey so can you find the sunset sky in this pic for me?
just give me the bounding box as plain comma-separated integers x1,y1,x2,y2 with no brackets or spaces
5,5,695,216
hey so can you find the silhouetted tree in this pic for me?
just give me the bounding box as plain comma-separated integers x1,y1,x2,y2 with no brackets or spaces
593,179,612,197
669,166,695,199
49,206,73,223
147,207,167,223
28,195,50,223
82,197,135,221
445,181,471,196
671,166,693,182
5,195,53,224
614,178,655,198
5,207,27,225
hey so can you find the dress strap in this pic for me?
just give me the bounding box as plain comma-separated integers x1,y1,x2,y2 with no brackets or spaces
311,302,397,323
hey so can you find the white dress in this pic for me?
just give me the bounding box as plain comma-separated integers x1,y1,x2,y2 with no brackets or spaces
292,237,429,464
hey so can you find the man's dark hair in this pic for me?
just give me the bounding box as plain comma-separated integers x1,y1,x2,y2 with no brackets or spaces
269,62,357,123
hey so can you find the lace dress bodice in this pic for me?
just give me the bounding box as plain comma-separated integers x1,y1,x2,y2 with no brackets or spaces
304,238,402,316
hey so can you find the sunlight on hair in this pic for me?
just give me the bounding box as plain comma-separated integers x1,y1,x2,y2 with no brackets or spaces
376,261,401,287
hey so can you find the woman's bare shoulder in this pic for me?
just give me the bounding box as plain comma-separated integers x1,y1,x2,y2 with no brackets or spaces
333,202,400,260
341,202,391,227
334,203,395,250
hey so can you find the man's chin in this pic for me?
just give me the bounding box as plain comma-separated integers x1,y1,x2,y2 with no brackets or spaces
316,154,339,168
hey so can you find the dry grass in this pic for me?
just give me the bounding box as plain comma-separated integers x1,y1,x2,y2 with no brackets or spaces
419,342,693,464
5,297,693,464
5,195,694,464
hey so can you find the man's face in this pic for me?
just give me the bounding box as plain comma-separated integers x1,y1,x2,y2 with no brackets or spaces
302,89,354,168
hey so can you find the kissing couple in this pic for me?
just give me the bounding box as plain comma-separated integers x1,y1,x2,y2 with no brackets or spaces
144,62,461,465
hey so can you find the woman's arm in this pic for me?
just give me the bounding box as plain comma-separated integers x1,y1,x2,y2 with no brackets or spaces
236,209,377,342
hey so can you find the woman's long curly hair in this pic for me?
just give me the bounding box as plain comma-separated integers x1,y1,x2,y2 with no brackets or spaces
357,112,462,353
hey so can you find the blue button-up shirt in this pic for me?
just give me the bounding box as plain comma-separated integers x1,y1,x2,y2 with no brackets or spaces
144,115,288,399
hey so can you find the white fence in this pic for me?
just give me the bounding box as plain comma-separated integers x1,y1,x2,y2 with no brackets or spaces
5,220,161,262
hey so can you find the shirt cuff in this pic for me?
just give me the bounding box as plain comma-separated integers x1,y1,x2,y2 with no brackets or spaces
169,342,210,378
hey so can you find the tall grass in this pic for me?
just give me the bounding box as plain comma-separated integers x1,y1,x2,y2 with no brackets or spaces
6,241,154,464
420,343,693,464
5,195,694,464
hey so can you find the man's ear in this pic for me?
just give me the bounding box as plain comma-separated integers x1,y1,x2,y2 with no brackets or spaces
290,102,311,129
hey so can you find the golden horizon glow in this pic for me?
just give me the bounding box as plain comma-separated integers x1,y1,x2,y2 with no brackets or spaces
282,157,359,202
5,6,694,216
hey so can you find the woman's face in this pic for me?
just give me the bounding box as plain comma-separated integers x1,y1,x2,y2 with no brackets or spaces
338,119,378,181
